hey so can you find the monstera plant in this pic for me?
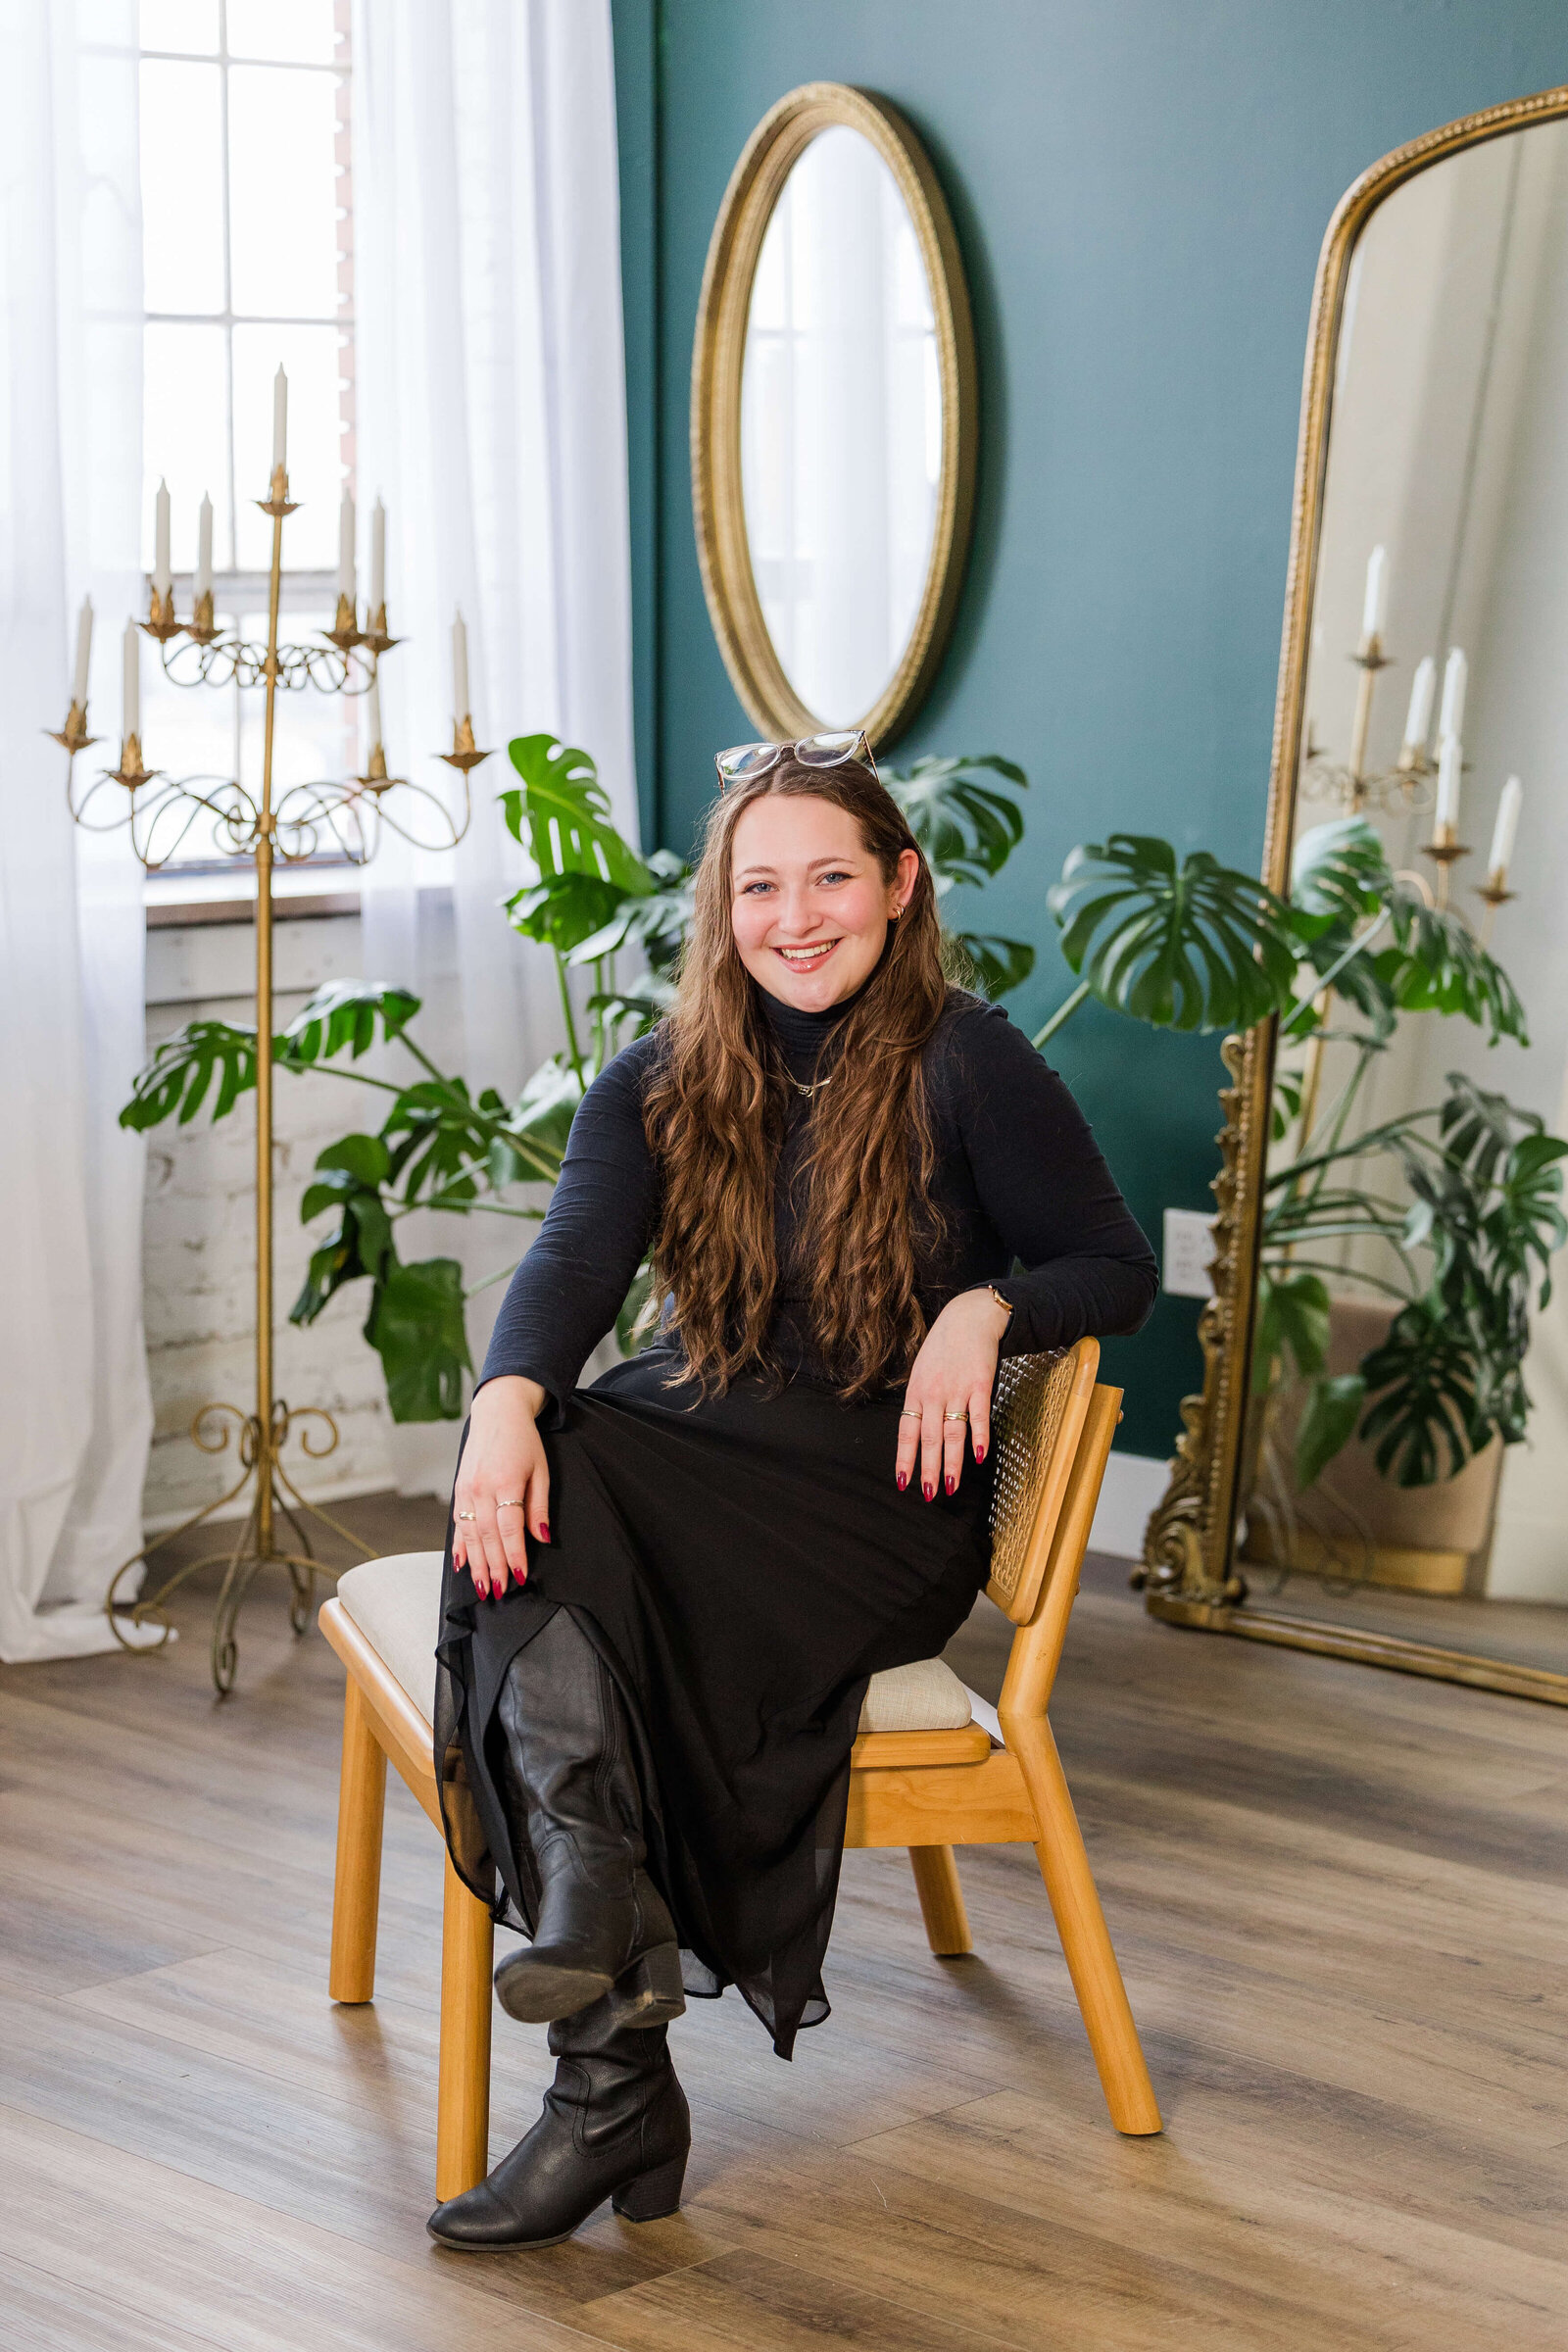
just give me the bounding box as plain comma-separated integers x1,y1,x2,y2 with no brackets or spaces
1022,815,1563,1500
1250,816,1561,1505
122,736,1036,1419
1036,835,1298,1043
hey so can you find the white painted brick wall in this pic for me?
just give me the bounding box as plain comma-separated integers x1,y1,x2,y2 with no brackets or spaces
143,912,397,1525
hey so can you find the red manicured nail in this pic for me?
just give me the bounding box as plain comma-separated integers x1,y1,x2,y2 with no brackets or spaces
896,1471,908,1492
922,1482,934,1501
538,1521,551,1544
974,1444,986,1463
946,1474,956,1495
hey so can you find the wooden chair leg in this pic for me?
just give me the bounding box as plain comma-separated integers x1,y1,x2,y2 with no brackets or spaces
908,1844,973,1955
436,1853,495,2201
1017,1721,1161,2135
329,1678,387,2004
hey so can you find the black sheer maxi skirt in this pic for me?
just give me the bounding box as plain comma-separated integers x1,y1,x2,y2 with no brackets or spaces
433,1342,993,2058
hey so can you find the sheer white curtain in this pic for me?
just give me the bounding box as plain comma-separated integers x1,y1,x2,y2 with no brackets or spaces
0,0,153,1660
350,0,637,1488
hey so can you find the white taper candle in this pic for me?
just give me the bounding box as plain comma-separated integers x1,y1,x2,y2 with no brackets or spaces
1361,544,1388,638
452,608,469,720
72,596,93,705
122,618,139,739
1489,775,1522,879
1403,654,1435,749
369,497,386,609
365,668,381,751
196,494,215,601
271,366,288,471
153,478,172,599
1435,734,1463,830
1438,647,1467,743
337,489,356,601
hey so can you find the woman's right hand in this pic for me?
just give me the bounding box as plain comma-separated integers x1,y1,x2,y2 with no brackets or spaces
452,1375,551,1598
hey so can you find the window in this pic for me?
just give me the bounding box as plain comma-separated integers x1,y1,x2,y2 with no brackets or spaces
137,0,355,877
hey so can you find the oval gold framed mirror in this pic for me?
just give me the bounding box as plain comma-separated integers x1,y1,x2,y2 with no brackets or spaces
691,81,978,747
1143,81,1568,1707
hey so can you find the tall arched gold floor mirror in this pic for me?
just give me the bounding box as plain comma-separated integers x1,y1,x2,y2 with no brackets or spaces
1142,83,1568,1707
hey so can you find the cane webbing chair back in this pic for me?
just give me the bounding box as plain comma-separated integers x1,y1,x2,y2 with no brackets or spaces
986,1341,1098,1624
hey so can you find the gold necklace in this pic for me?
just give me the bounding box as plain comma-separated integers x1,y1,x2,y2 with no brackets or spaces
784,1068,834,1099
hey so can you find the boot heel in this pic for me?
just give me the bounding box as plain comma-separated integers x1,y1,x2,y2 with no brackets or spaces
613,2152,687,2223
609,1940,686,2027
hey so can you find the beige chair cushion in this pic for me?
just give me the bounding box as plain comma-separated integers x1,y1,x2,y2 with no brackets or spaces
338,1551,443,1724
858,1654,972,1733
335,1550,982,1741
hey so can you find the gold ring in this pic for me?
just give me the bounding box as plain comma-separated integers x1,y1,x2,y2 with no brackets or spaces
456,1509,476,1521
899,1407,922,1420
943,1410,968,1423
495,1498,524,1510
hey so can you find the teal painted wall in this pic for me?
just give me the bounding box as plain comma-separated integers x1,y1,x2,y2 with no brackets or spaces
612,0,1568,1455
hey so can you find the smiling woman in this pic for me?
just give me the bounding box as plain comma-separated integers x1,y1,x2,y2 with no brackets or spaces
425,744,1157,2251
729,787,917,1001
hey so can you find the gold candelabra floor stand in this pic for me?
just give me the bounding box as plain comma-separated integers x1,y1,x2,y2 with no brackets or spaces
59,451,479,1693
106,1398,376,1696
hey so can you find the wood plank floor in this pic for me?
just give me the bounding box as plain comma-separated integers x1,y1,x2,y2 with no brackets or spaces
3,1496,1566,2351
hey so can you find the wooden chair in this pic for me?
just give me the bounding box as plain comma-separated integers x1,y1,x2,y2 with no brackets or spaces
319,1337,1160,2199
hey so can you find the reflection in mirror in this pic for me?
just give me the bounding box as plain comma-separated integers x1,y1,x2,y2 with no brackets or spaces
740,125,941,727
1247,119,1568,1678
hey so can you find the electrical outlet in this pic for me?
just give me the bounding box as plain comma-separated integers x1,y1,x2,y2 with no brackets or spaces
1163,1206,1216,1299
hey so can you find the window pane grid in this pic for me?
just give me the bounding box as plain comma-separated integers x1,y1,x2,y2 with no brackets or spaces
139,0,355,867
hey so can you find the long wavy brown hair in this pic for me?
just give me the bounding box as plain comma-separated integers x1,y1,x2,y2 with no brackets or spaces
643,757,950,1398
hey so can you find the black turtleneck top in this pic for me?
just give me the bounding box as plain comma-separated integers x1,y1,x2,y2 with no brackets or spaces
479,985,1158,1417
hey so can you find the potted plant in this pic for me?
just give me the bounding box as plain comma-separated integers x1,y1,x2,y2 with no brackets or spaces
122,736,1035,1417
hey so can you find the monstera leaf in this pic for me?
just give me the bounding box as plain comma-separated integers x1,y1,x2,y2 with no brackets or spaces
951,932,1036,1001
278,980,420,1067
120,1020,257,1129
292,1135,396,1326
506,870,629,957
365,1255,471,1422
292,1128,471,1421
568,851,695,976
503,733,653,899
1049,835,1298,1033
502,1054,586,1165
1269,1067,1309,1146
122,985,424,1131
1487,1131,1568,1300
615,1258,660,1355
1435,1073,1541,1194
1294,1372,1368,1491
1280,815,1401,1044
587,983,679,1041
378,1079,494,1206
884,755,1028,888
1357,1298,1486,1486
1387,887,1527,1045
1289,815,1392,934
1251,1266,1333,1394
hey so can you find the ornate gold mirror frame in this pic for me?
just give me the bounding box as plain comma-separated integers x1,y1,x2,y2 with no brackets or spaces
1140,81,1568,1707
691,81,978,747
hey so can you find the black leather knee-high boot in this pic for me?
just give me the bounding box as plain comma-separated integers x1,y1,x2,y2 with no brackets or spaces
492,1607,685,2028
426,1997,691,2250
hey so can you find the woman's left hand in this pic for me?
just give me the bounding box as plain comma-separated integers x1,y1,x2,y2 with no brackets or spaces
897,1288,1012,1499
